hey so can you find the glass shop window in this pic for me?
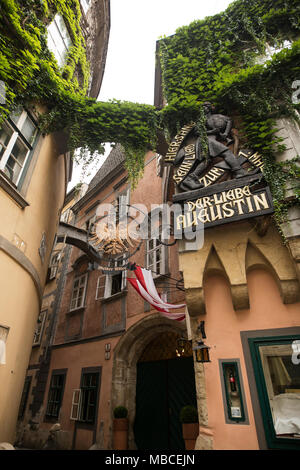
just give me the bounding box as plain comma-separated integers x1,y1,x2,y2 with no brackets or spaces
250,336,300,449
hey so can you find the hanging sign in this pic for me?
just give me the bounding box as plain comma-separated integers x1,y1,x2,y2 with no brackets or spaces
173,175,274,235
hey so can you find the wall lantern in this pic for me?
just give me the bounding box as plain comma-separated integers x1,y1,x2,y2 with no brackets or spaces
193,340,211,363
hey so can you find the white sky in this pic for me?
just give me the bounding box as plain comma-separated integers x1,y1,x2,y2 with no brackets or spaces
68,0,233,189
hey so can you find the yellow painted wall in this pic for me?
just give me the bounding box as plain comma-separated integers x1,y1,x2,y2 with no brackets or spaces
0,132,68,444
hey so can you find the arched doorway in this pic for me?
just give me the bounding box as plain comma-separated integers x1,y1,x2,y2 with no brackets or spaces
110,314,197,450
134,331,197,450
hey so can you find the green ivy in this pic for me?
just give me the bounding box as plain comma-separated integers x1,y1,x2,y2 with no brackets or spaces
0,0,157,186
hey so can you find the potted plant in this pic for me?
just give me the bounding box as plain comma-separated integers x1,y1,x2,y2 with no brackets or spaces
113,406,128,450
180,405,199,450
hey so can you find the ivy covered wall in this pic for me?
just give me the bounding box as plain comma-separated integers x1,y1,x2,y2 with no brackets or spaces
158,0,300,222
0,0,299,213
0,0,158,182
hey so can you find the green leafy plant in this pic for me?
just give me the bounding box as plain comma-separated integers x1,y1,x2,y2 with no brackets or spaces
180,405,198,423
113,406,128,419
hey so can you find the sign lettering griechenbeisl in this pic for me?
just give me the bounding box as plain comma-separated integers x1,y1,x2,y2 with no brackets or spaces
165,102,274,233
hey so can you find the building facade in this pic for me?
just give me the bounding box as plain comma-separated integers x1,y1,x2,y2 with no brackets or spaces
154,2,300,449
0,0,110,444
15,0,300,451
18,145,195,450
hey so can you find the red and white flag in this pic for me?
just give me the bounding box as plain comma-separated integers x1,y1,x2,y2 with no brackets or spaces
128,266,186,322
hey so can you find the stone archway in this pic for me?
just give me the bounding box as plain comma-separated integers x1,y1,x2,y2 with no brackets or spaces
110,314,187,449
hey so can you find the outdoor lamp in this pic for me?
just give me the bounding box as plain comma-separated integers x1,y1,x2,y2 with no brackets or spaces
193,340,211,363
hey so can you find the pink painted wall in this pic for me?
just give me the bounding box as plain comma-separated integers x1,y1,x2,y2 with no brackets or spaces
202,268,300,450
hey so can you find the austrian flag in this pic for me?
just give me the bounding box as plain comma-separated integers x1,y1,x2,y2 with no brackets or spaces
128,266,186,322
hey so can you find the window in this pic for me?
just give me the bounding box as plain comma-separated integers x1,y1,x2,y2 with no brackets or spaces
61,208,72,224
80,0,91,14
47,14,72,68
0,108,38,187
249,335,300,449
33,310,47,346
85,214,96,234
0,326,9,365
254,40,292,66
70,273,88,310
96,256,127,299
46,371,66,419
146,239,167,277
114,188,130,226
70,369,101,423
48,250,62,280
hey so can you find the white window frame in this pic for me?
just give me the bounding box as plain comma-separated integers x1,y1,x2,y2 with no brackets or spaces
0,109,38,187
70,273,88,311
70,389,82,420
104,269,127,298
61,208,72,223
96,256,127,300
254,40,292,65
47,13,72,68
146,238,167,278
80,0,91,15
85,214,96,234
115,188,130,226
0,326,9,365
33,310,47,346
95,274,106,300
48,250,62,280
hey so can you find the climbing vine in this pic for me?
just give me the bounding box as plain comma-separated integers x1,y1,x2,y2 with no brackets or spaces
0,0,299,216
0,0,158,186
158,0,300,224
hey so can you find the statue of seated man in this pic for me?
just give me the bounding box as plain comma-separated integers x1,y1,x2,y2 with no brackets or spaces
175,102,248,191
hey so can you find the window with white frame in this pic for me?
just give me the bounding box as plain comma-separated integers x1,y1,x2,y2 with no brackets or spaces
146,238,167,277
61,208,72,224
80,0,91,14
0,108,38,186
254,40,292,66
85,214,96,234
0,326,9,365
33,310,47,346
96,257,127,299
70,368,101,423
48,250,62,280
114,188,130,226
47,13,72,68
70,273,88,310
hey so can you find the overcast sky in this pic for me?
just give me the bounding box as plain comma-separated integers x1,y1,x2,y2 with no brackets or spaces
69,0,233,189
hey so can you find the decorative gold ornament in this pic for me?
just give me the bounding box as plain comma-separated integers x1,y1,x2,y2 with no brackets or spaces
89,222,138,257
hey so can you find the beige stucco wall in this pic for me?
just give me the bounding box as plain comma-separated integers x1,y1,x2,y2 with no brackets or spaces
0,255,40,443
0,132,68,444
178,219,300,450
200,270,299,450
